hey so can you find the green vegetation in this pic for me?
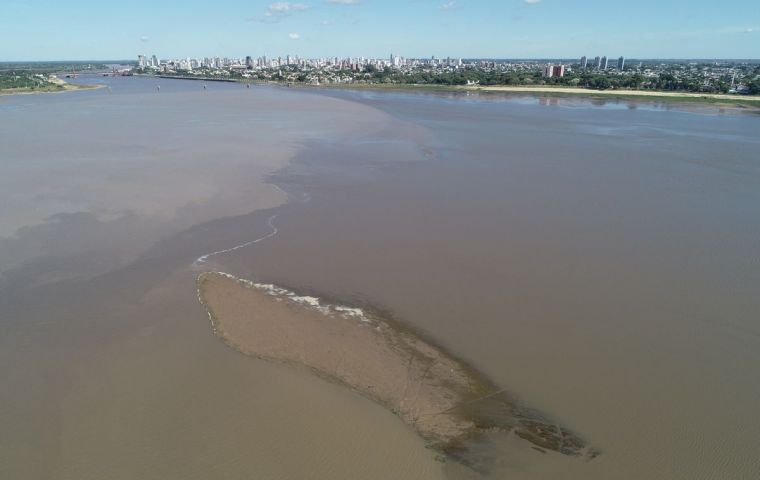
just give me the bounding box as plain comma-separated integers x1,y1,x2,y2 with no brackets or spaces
749,78,760,95
0,71,65,92
0,62,114,94
0,61,116,74
176,60,759,98
343,62,760,95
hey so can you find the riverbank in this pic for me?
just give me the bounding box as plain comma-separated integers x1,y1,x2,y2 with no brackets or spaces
307,82,760,109
128,73,760,109
198,271,597,471
471,84,760,107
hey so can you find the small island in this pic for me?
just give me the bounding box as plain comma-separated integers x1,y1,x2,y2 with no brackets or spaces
198,272,598,471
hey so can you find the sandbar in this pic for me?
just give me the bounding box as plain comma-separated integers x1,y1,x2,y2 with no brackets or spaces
197,272,598,469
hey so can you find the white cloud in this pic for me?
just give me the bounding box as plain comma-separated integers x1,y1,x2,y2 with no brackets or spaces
440,1,456,10
326,0,361,4
524,0,542,4
289,32,301,39
249,2,309,23
139,35,149,42
715,25,758,34
268,2,309,12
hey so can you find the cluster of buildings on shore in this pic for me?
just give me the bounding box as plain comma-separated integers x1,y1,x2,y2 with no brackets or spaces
543,56,627,78
137,51,632,82
580,55,627,71
134,53,758,93
137,53,465,74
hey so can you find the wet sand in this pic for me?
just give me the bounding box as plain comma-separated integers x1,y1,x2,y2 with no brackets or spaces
198,272,596,470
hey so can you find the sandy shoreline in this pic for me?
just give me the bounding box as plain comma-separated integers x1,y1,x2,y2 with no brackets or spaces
0,78,103,97
295,82,760,109
198,272,597,471
470,84,760,102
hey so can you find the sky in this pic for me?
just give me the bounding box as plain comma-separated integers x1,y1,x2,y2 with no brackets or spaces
2,0,759,61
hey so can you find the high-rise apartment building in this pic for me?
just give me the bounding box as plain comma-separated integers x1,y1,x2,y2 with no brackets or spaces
543,64,566,78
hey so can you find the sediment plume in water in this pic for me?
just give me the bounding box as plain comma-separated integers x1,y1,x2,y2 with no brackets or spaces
197,272,598,472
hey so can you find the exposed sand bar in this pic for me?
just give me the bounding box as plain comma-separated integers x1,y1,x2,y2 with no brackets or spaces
198,272,597,469
469,85,760,103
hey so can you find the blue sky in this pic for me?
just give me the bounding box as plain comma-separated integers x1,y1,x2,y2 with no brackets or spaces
2,0,759,60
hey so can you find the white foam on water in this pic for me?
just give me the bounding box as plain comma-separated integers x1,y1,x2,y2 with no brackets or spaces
290,295,321,307
194,210,373,330
335,306,366,318
204,271,374,325
193,214,279,267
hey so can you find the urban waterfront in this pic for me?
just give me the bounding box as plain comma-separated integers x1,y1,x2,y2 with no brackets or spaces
133,53,760,94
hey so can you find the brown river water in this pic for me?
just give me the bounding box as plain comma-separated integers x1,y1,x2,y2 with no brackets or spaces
1,76,759,479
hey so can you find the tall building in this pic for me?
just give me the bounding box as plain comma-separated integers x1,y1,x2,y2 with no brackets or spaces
600,56,608,70
137,55,146,68
151,55,159,67
594,56,601,70
543,64,565,78
580,56,588,69
617,56,625,71
245,56,253,69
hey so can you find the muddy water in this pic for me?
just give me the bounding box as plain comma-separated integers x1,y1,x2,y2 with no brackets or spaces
0,77,443,479
216,89,760,479
2,78,759,479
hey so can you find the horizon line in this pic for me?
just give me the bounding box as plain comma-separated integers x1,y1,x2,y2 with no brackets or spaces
3,57,760,63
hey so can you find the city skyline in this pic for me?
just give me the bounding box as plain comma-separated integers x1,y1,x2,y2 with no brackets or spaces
127,51,757,96
3,0,760,61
